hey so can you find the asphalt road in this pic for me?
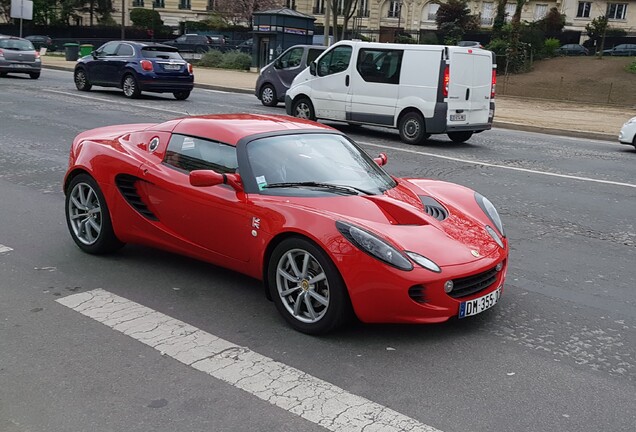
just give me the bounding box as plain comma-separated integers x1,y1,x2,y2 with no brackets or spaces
1,69,635,432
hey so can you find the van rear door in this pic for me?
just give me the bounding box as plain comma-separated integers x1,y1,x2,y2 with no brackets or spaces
447,48,494,127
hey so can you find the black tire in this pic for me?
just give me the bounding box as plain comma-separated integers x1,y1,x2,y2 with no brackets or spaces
447,131,474,143
0,72,7,77
291,97,316,121
122,74,141,99
398,111,428,145
74,68,91,91
259,84,278,107
173,90,191,100
29,72,40,79
65,173,125,254
268,237,352,335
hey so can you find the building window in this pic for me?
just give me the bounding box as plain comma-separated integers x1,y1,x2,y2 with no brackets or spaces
576,1,591,17
481,2,494,26
388,1,401,18
313,0,324,14
504,3,516,23
358,0,369,17
607,3,627,20
153,0,164,7
285,0,296,9
426,3,439,21
132,0,144,6
533,4,548,21
178,0,191,9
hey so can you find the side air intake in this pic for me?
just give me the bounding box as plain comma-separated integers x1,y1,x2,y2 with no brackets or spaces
115,174,158,221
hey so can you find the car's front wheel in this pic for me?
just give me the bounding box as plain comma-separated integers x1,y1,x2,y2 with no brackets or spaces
259,84,277,107
29,72,40,79
74,69,91,91
291,97,315,121
65,174,124,254
173,90,191,100
122,74,141,98
268,237,351,335
447,131,474,143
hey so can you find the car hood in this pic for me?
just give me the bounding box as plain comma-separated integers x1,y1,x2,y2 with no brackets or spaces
264,179,503,267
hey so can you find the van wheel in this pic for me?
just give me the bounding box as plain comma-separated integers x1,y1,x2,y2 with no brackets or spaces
292,97,316,121
398,112,427,145
260,84,278,107
447,131,473,143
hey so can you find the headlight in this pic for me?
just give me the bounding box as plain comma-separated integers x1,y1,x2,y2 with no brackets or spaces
336,221,413,271
625,117,636,126
405,251,441,273
475,193,505,237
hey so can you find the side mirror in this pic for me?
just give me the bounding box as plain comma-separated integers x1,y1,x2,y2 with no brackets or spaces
91,50,98,58
309,61,316,76
274,59,282,69
189,170,243,192
373,152,388,166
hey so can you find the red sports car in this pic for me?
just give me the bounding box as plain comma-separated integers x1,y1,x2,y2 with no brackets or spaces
64,114,509,334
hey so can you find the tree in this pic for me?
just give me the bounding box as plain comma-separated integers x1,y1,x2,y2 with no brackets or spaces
428,0,478,44
535,6,565,34
585,15,608,57
130,7,163,29
491,0,507,39
216,0,283,27
339,0,358,40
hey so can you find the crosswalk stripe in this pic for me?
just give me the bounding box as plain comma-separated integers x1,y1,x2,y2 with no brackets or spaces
57,288,442,432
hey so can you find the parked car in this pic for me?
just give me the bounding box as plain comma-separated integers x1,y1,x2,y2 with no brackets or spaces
0,35,41,79
255,44,326,106
619,116,636,148
73,41,194,100
458,41,483,48
25,35,56,52
556,44,589,56
602,44,636,56
164,34,224,53
63,113,509,334
236,38,253,53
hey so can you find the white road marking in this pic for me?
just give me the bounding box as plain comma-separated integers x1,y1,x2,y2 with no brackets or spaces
57,289,442,432
360,141,636,189
0,244,13,253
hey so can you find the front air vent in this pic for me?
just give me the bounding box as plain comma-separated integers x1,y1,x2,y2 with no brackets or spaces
420,196,448,221
115,174,159,221
448,266,498,299
408,285,427,304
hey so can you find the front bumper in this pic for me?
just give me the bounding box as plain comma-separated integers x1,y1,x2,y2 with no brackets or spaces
285,95,293,115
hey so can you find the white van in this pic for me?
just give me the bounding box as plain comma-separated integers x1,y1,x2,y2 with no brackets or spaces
285,40,496,144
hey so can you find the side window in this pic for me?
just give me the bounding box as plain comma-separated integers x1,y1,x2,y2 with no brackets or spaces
164,134,238,174
307,48,323,64
317,45,352,76
176,36,187,43
116,44,134,57
356,48,403,84
98,42,119,56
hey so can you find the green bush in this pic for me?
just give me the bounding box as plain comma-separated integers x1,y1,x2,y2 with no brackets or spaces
627,60,636,74
543,38,561,58
219,50,251,70
486,38,509,55
198,49,223,67
419,33,439,45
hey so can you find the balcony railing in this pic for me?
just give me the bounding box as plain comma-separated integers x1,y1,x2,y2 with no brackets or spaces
480,17,494,26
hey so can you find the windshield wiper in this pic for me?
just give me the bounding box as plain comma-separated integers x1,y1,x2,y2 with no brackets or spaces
263,182,370,195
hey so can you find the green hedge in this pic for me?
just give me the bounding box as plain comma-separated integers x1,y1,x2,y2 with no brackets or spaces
198,49,251,70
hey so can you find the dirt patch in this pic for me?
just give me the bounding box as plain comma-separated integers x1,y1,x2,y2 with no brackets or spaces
498,56,635,107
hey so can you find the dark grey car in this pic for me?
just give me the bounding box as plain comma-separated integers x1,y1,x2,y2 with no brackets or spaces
255,45,326,107
0,36,41,79
602,44,636,56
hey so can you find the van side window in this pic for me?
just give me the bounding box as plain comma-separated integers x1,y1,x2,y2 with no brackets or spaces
317,45,352,76
277,47,304,69
356,49,403,84
307,48,323,64
164,134,238,174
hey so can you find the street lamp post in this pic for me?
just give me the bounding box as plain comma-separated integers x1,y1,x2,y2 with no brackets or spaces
121,0,126,39
396,0,403,42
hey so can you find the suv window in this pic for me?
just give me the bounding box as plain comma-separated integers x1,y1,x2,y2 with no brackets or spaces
116,44,134,56
97,42,119,56
164,134,238,174
317,45,352,76
356,48,403,84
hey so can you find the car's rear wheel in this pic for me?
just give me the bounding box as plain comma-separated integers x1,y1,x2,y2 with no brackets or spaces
29,72,40,79
74,69,91,91
122,74,141,98
173,90,191,100
268,237,351,335
447,131,474,143
65,174,124,254
0,72,7,77
291,97,315,121
259,84,277,107
398,111,428,145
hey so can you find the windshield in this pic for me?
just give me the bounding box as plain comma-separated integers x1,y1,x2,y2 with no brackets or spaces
246,133,396,195
0,39,35,51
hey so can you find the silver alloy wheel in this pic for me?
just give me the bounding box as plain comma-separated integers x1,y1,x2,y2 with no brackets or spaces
261,86,275,105
123,76,136,97
403,118,421,140
294,101,312,119
75,70,86,89
276,248,330,324
68,182,102,245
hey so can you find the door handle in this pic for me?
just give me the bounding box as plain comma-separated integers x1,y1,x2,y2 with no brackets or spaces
465,88,470,100
345,75,350,86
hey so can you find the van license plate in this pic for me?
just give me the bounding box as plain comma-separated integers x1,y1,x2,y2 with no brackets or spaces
450,114,466,121
458,287,501,318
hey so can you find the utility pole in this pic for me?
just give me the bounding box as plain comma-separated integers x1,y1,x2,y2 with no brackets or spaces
324,0,331,46
121,0,126,39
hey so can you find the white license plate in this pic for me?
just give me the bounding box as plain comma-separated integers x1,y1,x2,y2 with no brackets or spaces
458,287,501,318
163,64,181,70
12,64,28,68
450,114,466,121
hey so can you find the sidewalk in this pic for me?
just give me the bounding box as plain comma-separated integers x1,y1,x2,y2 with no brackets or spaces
42,55,633,142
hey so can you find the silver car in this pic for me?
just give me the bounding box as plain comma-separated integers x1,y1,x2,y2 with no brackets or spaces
0,36,41,79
